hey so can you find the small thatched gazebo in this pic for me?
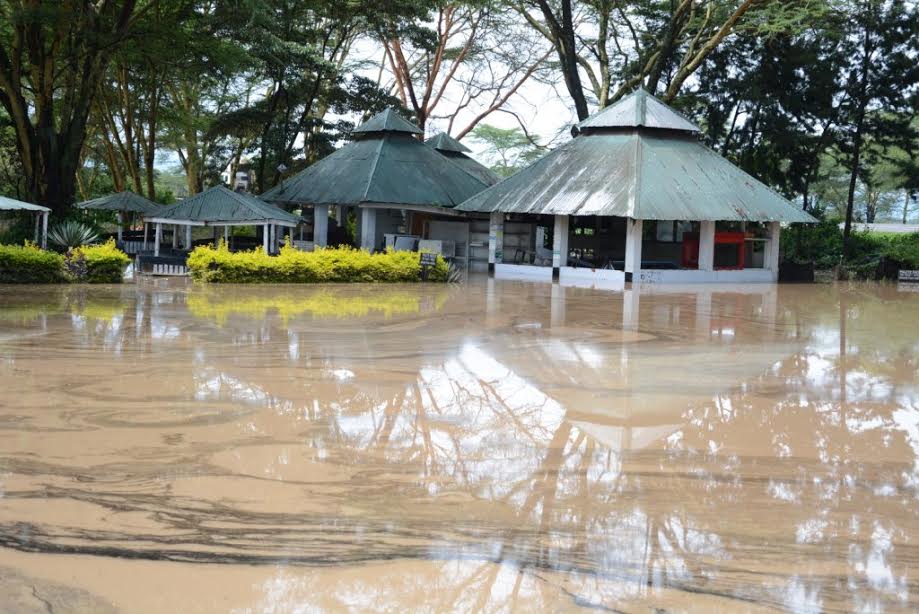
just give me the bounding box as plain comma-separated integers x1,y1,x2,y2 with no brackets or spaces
145,186,300,256
0,195,50,249
261,108,490,251
77,191,160,249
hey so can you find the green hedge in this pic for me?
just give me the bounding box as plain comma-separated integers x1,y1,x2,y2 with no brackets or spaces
0,243,67,283
782,220,919,270
0,240,130,284
187,242,449,283
73,240,132,283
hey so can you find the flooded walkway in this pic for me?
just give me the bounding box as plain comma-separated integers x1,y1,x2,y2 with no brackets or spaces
0,279,917,612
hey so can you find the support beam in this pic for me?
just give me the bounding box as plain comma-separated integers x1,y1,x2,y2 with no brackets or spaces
699,221,715,271
488,212,504,274
224,226,229,244
314,204,329,248
117,212,123,243
263,224,270,252
154,223,162,257
143,223,149,250
33,213,40,243
171,225,178,249
41,212,48,250
552,214,569,279
766,221,781,275
185,225,192,250
360,207,377,251
624,218,643,281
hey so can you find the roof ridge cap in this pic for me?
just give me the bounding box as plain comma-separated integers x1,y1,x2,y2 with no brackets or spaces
362,134,388,202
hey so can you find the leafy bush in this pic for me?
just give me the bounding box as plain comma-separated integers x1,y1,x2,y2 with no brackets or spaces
0,242,67,283
70,240,131,283
782,220,919,272
187,241,449,283
48,221,100,250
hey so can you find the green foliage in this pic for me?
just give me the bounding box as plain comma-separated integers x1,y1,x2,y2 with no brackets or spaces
469,124,545,178
71,240,132,283
783,220,919,270
0,243,67,283
187,242,449,284
47,221,100,251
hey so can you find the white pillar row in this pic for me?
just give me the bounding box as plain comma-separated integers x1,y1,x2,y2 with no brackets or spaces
185,225,192,250
41,212,48,249
766,221,781,276
360,207,377,251
488,212,504,274
263,224,270,252
117,212,123,243
624,218,643,281
314,204,329,248
154,223,162,257
552,214,569,278
699,221,716,271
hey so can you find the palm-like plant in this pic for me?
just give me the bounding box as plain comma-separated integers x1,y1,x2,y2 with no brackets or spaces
47,221,99,250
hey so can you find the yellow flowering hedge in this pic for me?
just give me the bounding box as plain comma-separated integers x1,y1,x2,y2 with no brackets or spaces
0,242,67,283
72,239,132,283
187,241,449,283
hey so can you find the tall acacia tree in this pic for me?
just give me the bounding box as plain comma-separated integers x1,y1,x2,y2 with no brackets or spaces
0,0,143,215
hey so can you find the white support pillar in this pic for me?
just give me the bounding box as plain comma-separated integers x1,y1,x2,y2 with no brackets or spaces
171,224,178,249
34,213,40,243
624,218,643,281
623,282,641,330
41,212,48,250
117,212,123,243
360,207,377,251
314,204,329,248
185,225,192,250
263,224,270,252
766,221,781,277
223,226,229,244
699,221,715,271
143,223,149,250
488,212,504,274
552,214,569,279
154,223,162,257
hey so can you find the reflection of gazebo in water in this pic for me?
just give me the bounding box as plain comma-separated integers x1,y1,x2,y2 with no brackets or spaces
144,186,301,257
76,191,160,253
0,195,50,248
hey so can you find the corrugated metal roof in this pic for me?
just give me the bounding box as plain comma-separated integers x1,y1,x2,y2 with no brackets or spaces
0,195,49,212
426,132,471,153
456,131,816,223
351,108,422,135
578,88,700,133
261,128,490,208
76,191,160,214
150,186,300,225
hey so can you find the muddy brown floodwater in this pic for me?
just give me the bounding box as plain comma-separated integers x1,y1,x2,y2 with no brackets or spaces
0,278,917,613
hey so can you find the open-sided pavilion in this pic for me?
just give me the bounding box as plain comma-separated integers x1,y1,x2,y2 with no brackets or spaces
76,191,160,251
145,186,300,256
261,109,490,253
0,195,50,249
457,89,816,285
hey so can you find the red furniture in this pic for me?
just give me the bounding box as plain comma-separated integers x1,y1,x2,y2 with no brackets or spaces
681,232,746,270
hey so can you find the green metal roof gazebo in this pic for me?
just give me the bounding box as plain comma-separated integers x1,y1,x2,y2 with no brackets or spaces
426,132,500,186
0,195,50,248
261,108,491,250
145,186,300,255
77,191,161,246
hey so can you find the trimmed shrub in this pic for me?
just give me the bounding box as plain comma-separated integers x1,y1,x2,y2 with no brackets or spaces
187,241,449,283
0,242,67,283
71,240,131,283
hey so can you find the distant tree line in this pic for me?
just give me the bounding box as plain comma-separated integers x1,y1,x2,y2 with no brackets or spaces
0,0,916,252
